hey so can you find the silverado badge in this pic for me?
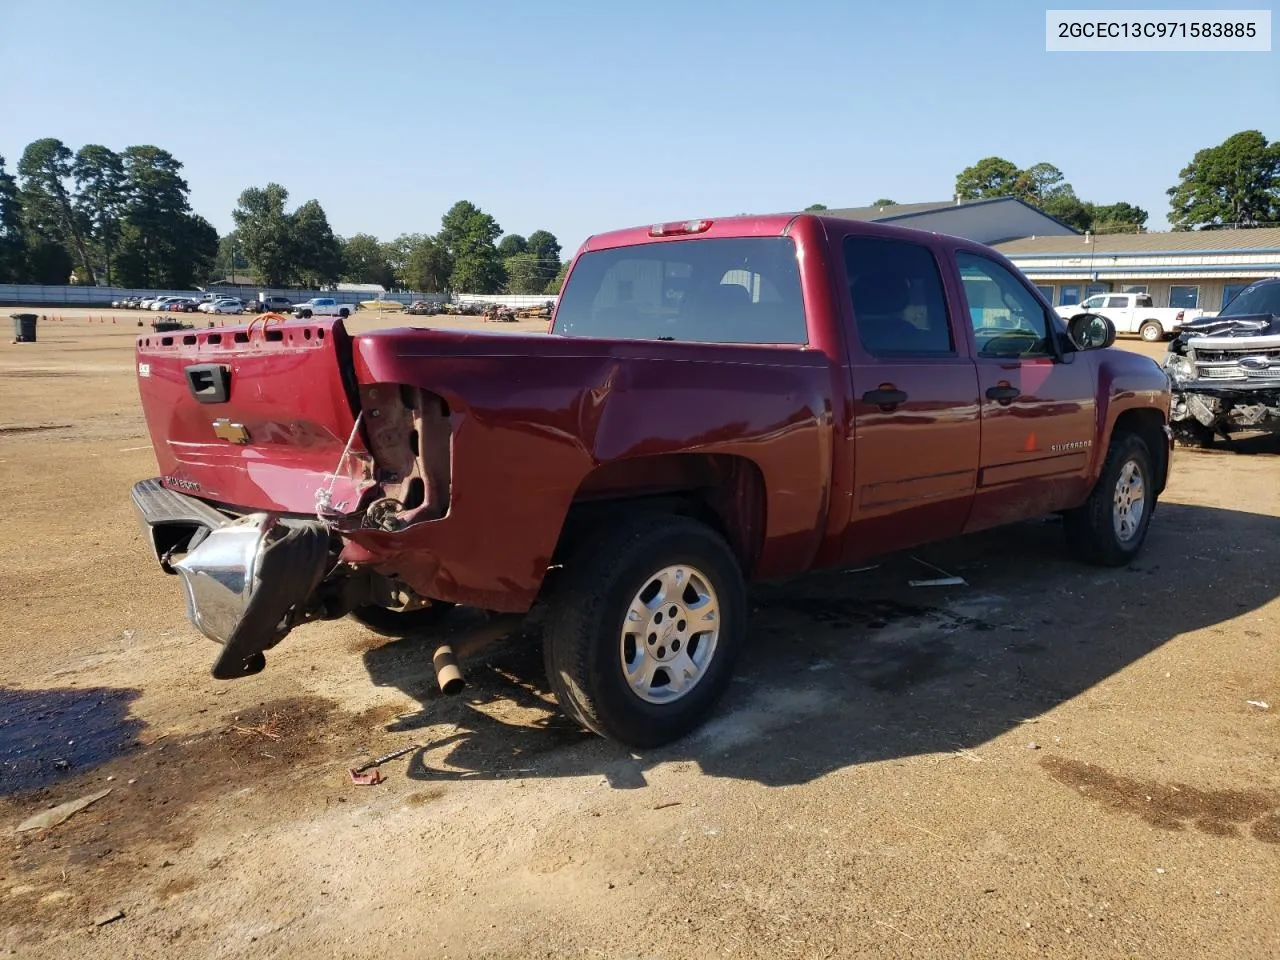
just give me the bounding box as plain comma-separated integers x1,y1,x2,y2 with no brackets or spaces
212,419,251,444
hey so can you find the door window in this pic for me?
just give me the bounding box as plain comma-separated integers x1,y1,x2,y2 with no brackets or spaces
1221,283,1250,308
843,235,954,356
956,252,1055,359
1080,295,1105,310
1105,296,1129,308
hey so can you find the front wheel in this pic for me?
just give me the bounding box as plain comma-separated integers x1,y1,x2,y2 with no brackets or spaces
299,309,313,319
1063,431,1156,566
542,515,746,749
1139,321,1164,342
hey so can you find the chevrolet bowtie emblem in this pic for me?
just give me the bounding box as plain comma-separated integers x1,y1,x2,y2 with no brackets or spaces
212,419,251,444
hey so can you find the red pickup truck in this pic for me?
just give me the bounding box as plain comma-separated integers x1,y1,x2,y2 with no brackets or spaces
131,214,1173,747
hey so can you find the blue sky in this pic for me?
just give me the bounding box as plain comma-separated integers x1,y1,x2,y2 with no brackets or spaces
1,0,1276,254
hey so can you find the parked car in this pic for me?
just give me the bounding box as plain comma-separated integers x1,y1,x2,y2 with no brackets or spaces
406,300,443,316
1164,277,1280,446
1055,292,1202,342
129,213,1173,748
292,297,353,318
207,297,245,315
247,296,295,314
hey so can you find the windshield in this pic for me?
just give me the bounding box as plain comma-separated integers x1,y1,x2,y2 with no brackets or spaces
1219,281,1280,318
553,237,807,344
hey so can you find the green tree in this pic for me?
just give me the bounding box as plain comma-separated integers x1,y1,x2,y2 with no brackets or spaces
403,235,452,292
72,145,126,284
1090,201,1148,233
1015,162,1069,204
804,203,828,211
955,156,1021,200
18,138,95,284
870,199,895,207
1040,192,1092,231
1167,130,1280,229
0,155,25,283
526,229,562,290
25,239,73,284
545,259,570,295
340,233,395,287
291,199,342,286
232,183,294,285
439,200,504,293
497,234,527,258
214,230,251,281
504,252,546,294
116,146,213,288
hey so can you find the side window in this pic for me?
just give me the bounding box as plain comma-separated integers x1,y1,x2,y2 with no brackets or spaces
956,252,1054,359
1081,296,1104,310
844,235,954,357
1105,296,1129,308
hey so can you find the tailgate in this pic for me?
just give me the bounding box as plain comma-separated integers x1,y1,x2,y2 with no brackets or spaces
135,318,373,515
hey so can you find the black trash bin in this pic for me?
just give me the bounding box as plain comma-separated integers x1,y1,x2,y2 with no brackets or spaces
10,313,37,343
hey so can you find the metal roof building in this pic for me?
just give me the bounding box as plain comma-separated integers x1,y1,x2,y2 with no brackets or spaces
993,227,1280,314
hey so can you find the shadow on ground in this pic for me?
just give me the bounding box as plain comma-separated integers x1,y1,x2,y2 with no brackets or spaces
360,502,1279,790
0,686,144,796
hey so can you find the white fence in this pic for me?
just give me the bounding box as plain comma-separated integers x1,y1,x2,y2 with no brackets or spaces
0,284,557,309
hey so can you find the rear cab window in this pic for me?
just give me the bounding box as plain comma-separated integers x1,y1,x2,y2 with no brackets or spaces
552,237,807,344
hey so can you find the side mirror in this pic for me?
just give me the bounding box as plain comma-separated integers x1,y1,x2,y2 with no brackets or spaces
1068,312,1116,350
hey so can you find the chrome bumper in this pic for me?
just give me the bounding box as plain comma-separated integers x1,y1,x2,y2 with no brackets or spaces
131,479,331,679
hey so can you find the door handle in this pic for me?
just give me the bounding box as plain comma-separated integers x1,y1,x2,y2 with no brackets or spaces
986,384,1020,405
862,387,908,410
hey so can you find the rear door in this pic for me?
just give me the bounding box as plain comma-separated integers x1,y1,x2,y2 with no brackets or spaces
1104,294,1135,333
838,233,982,563
949,250,1098,532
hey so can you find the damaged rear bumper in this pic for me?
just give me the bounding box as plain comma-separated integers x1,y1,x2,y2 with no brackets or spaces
130,479,331,679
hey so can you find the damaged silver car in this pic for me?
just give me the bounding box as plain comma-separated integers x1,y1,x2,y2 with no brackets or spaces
1165,277,1280,447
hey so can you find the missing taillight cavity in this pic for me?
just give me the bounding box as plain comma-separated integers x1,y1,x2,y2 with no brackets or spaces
358,383,452,526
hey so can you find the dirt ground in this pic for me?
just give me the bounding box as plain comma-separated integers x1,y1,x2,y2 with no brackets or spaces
1,307,1277,959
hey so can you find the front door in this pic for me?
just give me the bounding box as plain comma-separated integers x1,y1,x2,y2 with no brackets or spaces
950,250,1098,533
838,233,982,564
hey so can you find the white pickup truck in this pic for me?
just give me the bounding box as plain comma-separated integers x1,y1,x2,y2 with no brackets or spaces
1056,292,1202,343
291,297,354,319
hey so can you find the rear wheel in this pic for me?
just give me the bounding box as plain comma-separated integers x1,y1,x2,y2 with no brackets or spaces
349,601,455,637
542,514,746,748
1063,431,1155,566
1139,321,1164,342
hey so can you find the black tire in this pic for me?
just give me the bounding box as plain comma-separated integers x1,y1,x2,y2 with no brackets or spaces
349,600,455,638
1139,321,1163,342
542,514,746,749
1063,431,1156,566
339,308,350,318
299,309,313,319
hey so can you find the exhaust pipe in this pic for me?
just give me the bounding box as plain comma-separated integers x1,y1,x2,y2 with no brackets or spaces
432,644,465,695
